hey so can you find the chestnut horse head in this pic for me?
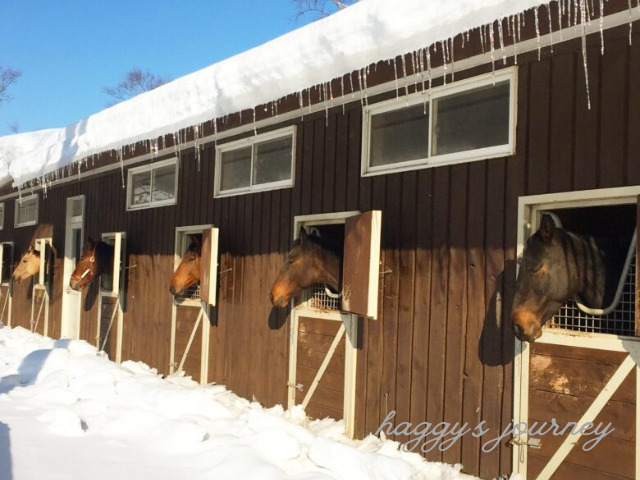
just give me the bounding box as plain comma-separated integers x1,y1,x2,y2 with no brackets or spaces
170,235,202,297
12,246,40,285
270,227,340,308
69,238,114,291
511,214,606,343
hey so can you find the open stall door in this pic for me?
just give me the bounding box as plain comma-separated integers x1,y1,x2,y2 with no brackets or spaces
31,238,52,336
512,189,640,480
342,210,381,319
97,232,126,362
289,210,381,438
0,242,13,326
170,225,219,384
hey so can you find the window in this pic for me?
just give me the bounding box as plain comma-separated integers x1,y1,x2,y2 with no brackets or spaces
215,126,295,197
14,194,38,227
0,203,4,230
362,68,516,176
127,158,178,210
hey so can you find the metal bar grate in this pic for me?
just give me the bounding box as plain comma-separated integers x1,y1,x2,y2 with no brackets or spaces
308,283,342,311
548,249,636,336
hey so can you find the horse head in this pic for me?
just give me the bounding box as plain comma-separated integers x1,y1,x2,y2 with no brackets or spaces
69,238,114,291
511,214,606,343
270,227,340,308
12,245,40,285
170,235,202,297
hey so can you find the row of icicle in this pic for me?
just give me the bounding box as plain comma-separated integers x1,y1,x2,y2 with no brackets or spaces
17,0,639,198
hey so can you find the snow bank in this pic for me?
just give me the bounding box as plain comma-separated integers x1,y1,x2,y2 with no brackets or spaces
0,0,548,187
0,326,476,480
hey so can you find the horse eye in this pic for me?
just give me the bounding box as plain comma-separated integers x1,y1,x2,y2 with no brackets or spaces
530,263,544,274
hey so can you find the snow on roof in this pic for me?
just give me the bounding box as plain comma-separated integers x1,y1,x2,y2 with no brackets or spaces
1,0,549,187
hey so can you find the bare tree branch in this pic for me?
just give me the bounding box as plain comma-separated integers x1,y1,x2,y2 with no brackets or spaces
104,68,170,106
7,120,19,134
0,67,22,105
293,0,359,20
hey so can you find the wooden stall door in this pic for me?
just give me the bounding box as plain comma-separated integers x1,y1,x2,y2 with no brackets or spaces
173,306,205,383
526,342,636,480
295,316,345,420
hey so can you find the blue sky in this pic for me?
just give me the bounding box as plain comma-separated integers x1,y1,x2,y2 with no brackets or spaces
0,1,317,136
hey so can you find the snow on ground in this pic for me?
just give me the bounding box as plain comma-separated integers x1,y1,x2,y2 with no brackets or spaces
0,0,549,187
0,326,477,480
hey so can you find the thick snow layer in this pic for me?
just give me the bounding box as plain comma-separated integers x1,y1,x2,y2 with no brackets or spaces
0,0,547,187
0,326,477,480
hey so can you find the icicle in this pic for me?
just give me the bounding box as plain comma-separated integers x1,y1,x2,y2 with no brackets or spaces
489,24,496,78
193,125,202,172
511,15,519,65
449,38,455,82
534,6,542,61
497,18,506,65
117,147,125,189
252,108,257,136
391,58,399,99
362,66,369,106
480,24,486,54
213,118,218,149
599,0,605,54
400,55,410,103
441,41,448,84
629,0,634,45
579,0,592,109
323,82,330,126
547,4,554,54
426,47,432,92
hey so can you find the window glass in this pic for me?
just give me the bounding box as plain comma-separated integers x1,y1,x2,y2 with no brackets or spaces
152,165,176,202
15,196,37,226
131,170,152,206
432,81,510,156
370,104,429,167
220,147,252,191
253,136,293,185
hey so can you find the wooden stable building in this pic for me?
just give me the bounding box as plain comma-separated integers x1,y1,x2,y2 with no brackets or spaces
0,1,639,479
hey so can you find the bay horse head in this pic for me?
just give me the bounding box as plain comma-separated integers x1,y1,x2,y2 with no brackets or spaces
270,227,340,308
69,238,115,291
12,245,40,285
511,214,606,343
170,235,201,297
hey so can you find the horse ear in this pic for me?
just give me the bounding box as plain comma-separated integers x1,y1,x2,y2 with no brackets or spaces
539,214,555,242
189,234,202,247
298,226,308,244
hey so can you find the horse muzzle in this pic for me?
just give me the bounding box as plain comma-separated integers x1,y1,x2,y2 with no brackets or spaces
512,308,543,343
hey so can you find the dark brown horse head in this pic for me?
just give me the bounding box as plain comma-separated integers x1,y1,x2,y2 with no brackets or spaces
69,238,114,291
270,227,340,308
12,245,40,285
170,235,202,297
511,214,606,343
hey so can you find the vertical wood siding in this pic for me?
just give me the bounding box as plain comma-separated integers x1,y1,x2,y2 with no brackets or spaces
0,21,637,480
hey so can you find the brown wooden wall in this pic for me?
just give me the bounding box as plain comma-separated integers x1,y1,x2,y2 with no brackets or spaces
0,18,639,480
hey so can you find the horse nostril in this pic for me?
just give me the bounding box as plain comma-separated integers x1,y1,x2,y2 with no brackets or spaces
513,322,524,339
269,292,275,305
169,285,176,296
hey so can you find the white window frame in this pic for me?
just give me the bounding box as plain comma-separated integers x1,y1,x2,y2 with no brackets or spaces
214,126,296,198
361,67,517,177
14,194,38,228
126,157,178,211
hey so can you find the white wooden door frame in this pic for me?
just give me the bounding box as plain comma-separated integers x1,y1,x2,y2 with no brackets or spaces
169,224,213,384
61,196,85,339
0,242,14,327
512,187,640,479
97,232,126,363
288,212,362,438
30,238,52,336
